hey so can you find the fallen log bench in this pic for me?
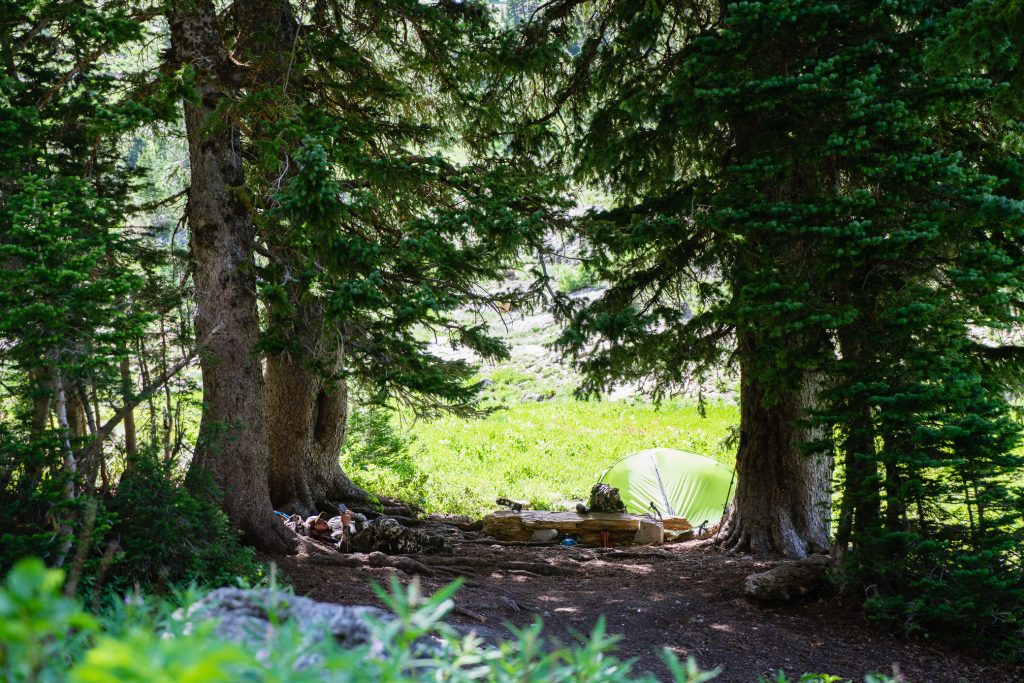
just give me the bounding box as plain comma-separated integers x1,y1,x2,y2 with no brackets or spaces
480,510,691,545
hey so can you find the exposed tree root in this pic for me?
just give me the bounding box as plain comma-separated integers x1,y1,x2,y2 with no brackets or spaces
496,561,573,576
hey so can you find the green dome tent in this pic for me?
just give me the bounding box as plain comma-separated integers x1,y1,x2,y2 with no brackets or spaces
599,448,734,525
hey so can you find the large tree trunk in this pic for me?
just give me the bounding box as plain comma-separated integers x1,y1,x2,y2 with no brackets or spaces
717,342,831,558
234,0,366,515
168,0,295,553
266,321,366,516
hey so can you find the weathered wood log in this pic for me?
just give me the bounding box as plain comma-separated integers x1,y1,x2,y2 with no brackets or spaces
744,554,831,602
480,510,691,545
453,605,488,623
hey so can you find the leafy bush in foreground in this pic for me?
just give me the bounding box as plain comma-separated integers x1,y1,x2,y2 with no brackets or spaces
0,558,897,683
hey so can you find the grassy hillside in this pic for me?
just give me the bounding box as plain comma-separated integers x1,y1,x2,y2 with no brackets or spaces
342,398,739,517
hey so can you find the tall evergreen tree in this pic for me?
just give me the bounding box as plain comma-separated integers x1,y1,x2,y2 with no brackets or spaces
0,0,174,562
512,0,832,556
165,0,291,551
519,0,1024,572
520,0,1024,644
800,1,1024,649
166,0,559,544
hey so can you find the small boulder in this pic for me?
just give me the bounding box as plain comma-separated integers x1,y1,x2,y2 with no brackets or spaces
179,588,392,668
633,519,664,545
350,516,445,554
744,554,831,603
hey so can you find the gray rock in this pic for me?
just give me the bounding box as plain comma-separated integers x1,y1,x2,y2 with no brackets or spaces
633,519,664,545
744,554,831,602
179,588,392,668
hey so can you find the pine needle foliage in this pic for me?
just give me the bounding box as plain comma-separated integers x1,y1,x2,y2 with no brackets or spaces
233,0,566,416
520,0,1024,653
0,2,246,585
0,1,166,565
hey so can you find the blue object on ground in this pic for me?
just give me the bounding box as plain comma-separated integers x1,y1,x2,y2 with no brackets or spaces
561,538,577,546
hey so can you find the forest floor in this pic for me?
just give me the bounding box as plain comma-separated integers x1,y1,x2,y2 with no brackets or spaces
269,518,1019,683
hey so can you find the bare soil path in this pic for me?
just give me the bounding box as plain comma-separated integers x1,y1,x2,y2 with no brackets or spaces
269,521,1018,683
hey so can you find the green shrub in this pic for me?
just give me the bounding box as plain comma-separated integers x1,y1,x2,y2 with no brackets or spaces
0,428,73,573
103,455,264,592
842,529,1024,660
340,404,428,506
553,262,602,293
341,404,417,471
0,558,98,682
0,558,700,683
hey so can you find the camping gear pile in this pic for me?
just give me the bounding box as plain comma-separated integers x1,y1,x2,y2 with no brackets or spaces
575,483,627,514
281,505,444,554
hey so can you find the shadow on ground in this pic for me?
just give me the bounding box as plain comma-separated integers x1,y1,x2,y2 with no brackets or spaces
271,532,1017,683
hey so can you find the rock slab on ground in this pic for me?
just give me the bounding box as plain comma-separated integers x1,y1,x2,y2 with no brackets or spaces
180,587,393,667
744,554,831,602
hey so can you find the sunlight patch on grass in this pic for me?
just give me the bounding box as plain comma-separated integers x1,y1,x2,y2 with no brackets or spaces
347,399,739,518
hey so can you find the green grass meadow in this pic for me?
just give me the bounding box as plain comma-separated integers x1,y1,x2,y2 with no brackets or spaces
342,398,739,517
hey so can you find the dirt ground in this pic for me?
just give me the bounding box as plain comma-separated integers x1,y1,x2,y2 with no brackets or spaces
269,517,1020,683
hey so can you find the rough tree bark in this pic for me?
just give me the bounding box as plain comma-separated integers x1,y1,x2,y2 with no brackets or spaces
119,355,137,464
266,315,366,515
716,339,832,558
714,70,836,556
53,371,77,567
831,329,880,562
168,0,295,552
234,0,366,515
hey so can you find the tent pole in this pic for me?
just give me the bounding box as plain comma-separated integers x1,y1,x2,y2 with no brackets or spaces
714,465,737,543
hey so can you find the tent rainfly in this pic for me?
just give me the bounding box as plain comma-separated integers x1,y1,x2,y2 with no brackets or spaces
600,448,735,525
